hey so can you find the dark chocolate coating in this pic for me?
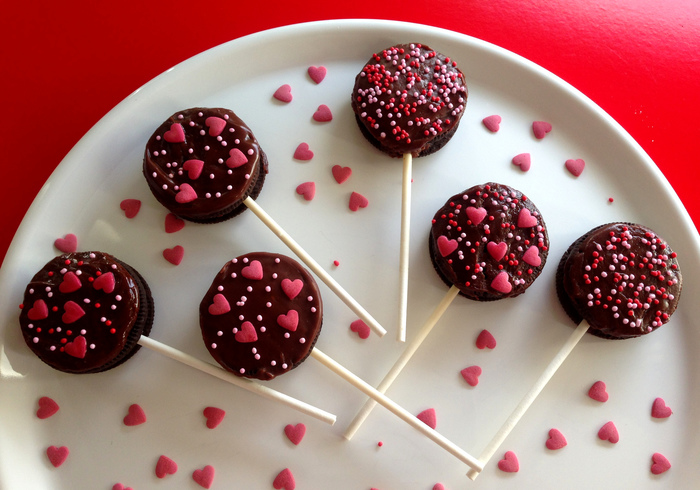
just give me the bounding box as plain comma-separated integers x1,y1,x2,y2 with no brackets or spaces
556,223,682,339
19,252,153,374
429,183,549,301
351,43,468,158
199,252,323,381
143,107,268,222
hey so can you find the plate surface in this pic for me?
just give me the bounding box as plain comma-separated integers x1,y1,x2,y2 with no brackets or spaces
1,19,699,489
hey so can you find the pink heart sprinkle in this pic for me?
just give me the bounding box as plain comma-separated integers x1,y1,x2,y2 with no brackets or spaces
36,396,60,419
416,408,437,430
163,123,185,143
277,310,299,332
192,465,215,489
312,104,333,122
64,335,87,359
112,484,134,490
175,183,197,203
183,159,204,179
486,241,508,261
522,246,542,267
588,380,609,402
598,421,619,443
490,271,513,294
155,455,178,478
205,116,226,137
281,279,303,300
295,182,316,201
163,246,184,265
273,84,293,103
651,397,673,418
432,484,446,490
465,206,487,225
546,428,568,450
93,272,115,294
273,468,296,490
27,299,49,320
512,153,531,172
119,199,141,219
54,233,78,253
123,403,147,426
46,445,69,468
293,142,314,161
308,65,327,84
241,260,264,280
533,120,552,139
482,115,501,132
226,148,248,168
498,451,520,472
349,191,369,211
517,208,538,228
565,158,585,177
651,452,671,475
349,319,370,340
460,365,482,387
436,235,458,257
58,271,82,294
332,165,352,184
475,329,496,350
165,213,185,233
235,321,258,343
62,301,85,324
203,406,226,429
284,423,307,445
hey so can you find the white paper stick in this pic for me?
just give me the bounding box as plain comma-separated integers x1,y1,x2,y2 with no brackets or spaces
310,347,482,472
466,320,590,480
397,153,413,342
137,336,336,426
244,197,386,338
344,285,459,439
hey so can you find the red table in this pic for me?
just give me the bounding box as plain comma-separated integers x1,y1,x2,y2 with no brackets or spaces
2,0,699,265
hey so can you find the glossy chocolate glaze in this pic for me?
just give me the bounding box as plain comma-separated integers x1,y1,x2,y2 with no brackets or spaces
199,252,323,381
557,223,682,339
351,43,468,157
429,183,549,301
143,107,268,222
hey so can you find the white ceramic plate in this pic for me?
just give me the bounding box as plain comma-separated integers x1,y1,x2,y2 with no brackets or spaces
1,20,699,489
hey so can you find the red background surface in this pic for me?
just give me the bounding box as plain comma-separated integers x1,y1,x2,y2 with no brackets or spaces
2,0,699,265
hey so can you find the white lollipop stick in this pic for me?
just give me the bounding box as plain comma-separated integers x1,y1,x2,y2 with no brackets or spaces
137,336,336,426
243,197,386,338
397,153,413,342
344,285,459,439
466,320,590,480
310,347,482,472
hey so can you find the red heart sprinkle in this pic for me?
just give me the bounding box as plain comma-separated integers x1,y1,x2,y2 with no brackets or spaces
295,182,316,201
183,159,204,179
155,455,178,478
273,84,293,103
460,366,482,387
241,260,264,280
522,246,542,267
192,465,216,489
490,271,513,294
163,123,185,143
349,319,370,340
465,206,487,225
235,321,258,343
281,279,303,300
349,192,369,211
565,158,585,177
208,294,231,316
205,116,226,137
203,406,226,429
588,380,609,402
437,235,458,257
123,403,147,426
62,301,85,324
112,484,134,490
284,423,307,445
651,397,673,418
416,408,437,429
293,142,314,161
93,272,115,294
175,183,197,203
273,468,296,490
119,199,141,219
277,310,299,332
532,121,552,139
511,153,531,172
487,241,508,261
482,115,501,132
28,299,49,320
312,104,333,122
226,148,248,168
546,428,567,450
475,329,496,349
651,452,671,475
54,233,78,253
36,396,60,419
59,272,82,293
308,65,327,84
598,421,619,443
163,246,184,265
46,445,69,468
64,335,87,359
331,165,352,184
517,208,538,228
165,213,185,233
498,451,520,472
